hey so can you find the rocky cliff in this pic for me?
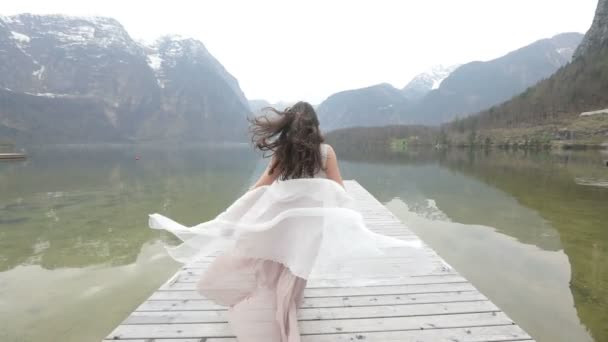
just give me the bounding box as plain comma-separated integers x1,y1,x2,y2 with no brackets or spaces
574,0,608,58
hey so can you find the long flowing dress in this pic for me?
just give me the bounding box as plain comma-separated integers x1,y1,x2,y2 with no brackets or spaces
148,143,433,341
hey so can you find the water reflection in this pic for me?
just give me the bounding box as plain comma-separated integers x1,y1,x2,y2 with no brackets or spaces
0,144,259,272
0,241,179,342
336,147,607,342
1,144,606,341
441,149,608,342
0,144,260,341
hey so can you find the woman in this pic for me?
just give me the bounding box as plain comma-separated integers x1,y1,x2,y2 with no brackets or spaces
149,102,424,341
246,101,344,189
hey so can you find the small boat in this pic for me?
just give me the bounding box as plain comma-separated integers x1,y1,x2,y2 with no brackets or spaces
0,153,26,160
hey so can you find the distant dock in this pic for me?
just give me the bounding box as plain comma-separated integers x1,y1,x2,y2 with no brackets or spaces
0,153,26,160
104,180,535,341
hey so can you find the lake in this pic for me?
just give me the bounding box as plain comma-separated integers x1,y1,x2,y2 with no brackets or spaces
0,144,606,342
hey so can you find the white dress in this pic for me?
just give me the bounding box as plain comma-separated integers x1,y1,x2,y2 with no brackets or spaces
148,143,427,341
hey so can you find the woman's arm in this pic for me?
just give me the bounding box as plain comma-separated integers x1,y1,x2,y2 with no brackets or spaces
248,155,280,190
324,145,345,188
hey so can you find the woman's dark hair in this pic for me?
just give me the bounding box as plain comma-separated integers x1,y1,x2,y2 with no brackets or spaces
248,101,325,180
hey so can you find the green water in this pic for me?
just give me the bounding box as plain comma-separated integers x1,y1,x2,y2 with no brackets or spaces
0,144,606,342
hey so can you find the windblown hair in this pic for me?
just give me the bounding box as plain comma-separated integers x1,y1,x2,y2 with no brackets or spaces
248,101,325,180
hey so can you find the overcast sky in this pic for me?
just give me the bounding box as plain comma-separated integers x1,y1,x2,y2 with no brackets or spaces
1,0,599,104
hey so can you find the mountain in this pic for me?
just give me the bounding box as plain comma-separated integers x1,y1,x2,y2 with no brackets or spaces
317,33,583,131
248,99,271,113
248,100,298,115
445,0,608,148
401,65,460,101
0,14,250,144
317,83,409,131
574,0,608,58
410,32,584,124
138,36,250,141
0,88,121,143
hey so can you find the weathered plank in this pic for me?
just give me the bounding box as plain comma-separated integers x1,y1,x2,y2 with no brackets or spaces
124,301,499,324
161,278,468,291
103,180,534,341
107,312,516,339
149,283,478,300
169,273,465,286
136,291,488,312
105,324,533,342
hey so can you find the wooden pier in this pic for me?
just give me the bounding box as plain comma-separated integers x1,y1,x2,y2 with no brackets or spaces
0,153,26,160
104,180,534,341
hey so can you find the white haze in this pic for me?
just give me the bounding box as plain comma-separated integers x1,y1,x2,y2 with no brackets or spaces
1,0,598,103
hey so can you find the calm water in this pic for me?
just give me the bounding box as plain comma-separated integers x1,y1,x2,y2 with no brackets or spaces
0,144,606,342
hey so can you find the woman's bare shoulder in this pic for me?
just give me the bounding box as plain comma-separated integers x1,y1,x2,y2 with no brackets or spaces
324,143,336,157
321,143,344,187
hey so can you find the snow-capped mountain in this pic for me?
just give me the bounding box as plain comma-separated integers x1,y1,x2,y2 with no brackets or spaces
401,64,460,101
145,35,248,106
410,32,584,124
317,33,583,130
0,14,250,143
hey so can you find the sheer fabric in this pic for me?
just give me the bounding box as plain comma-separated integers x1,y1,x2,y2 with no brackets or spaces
149,178,425,280
149,147,434,341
